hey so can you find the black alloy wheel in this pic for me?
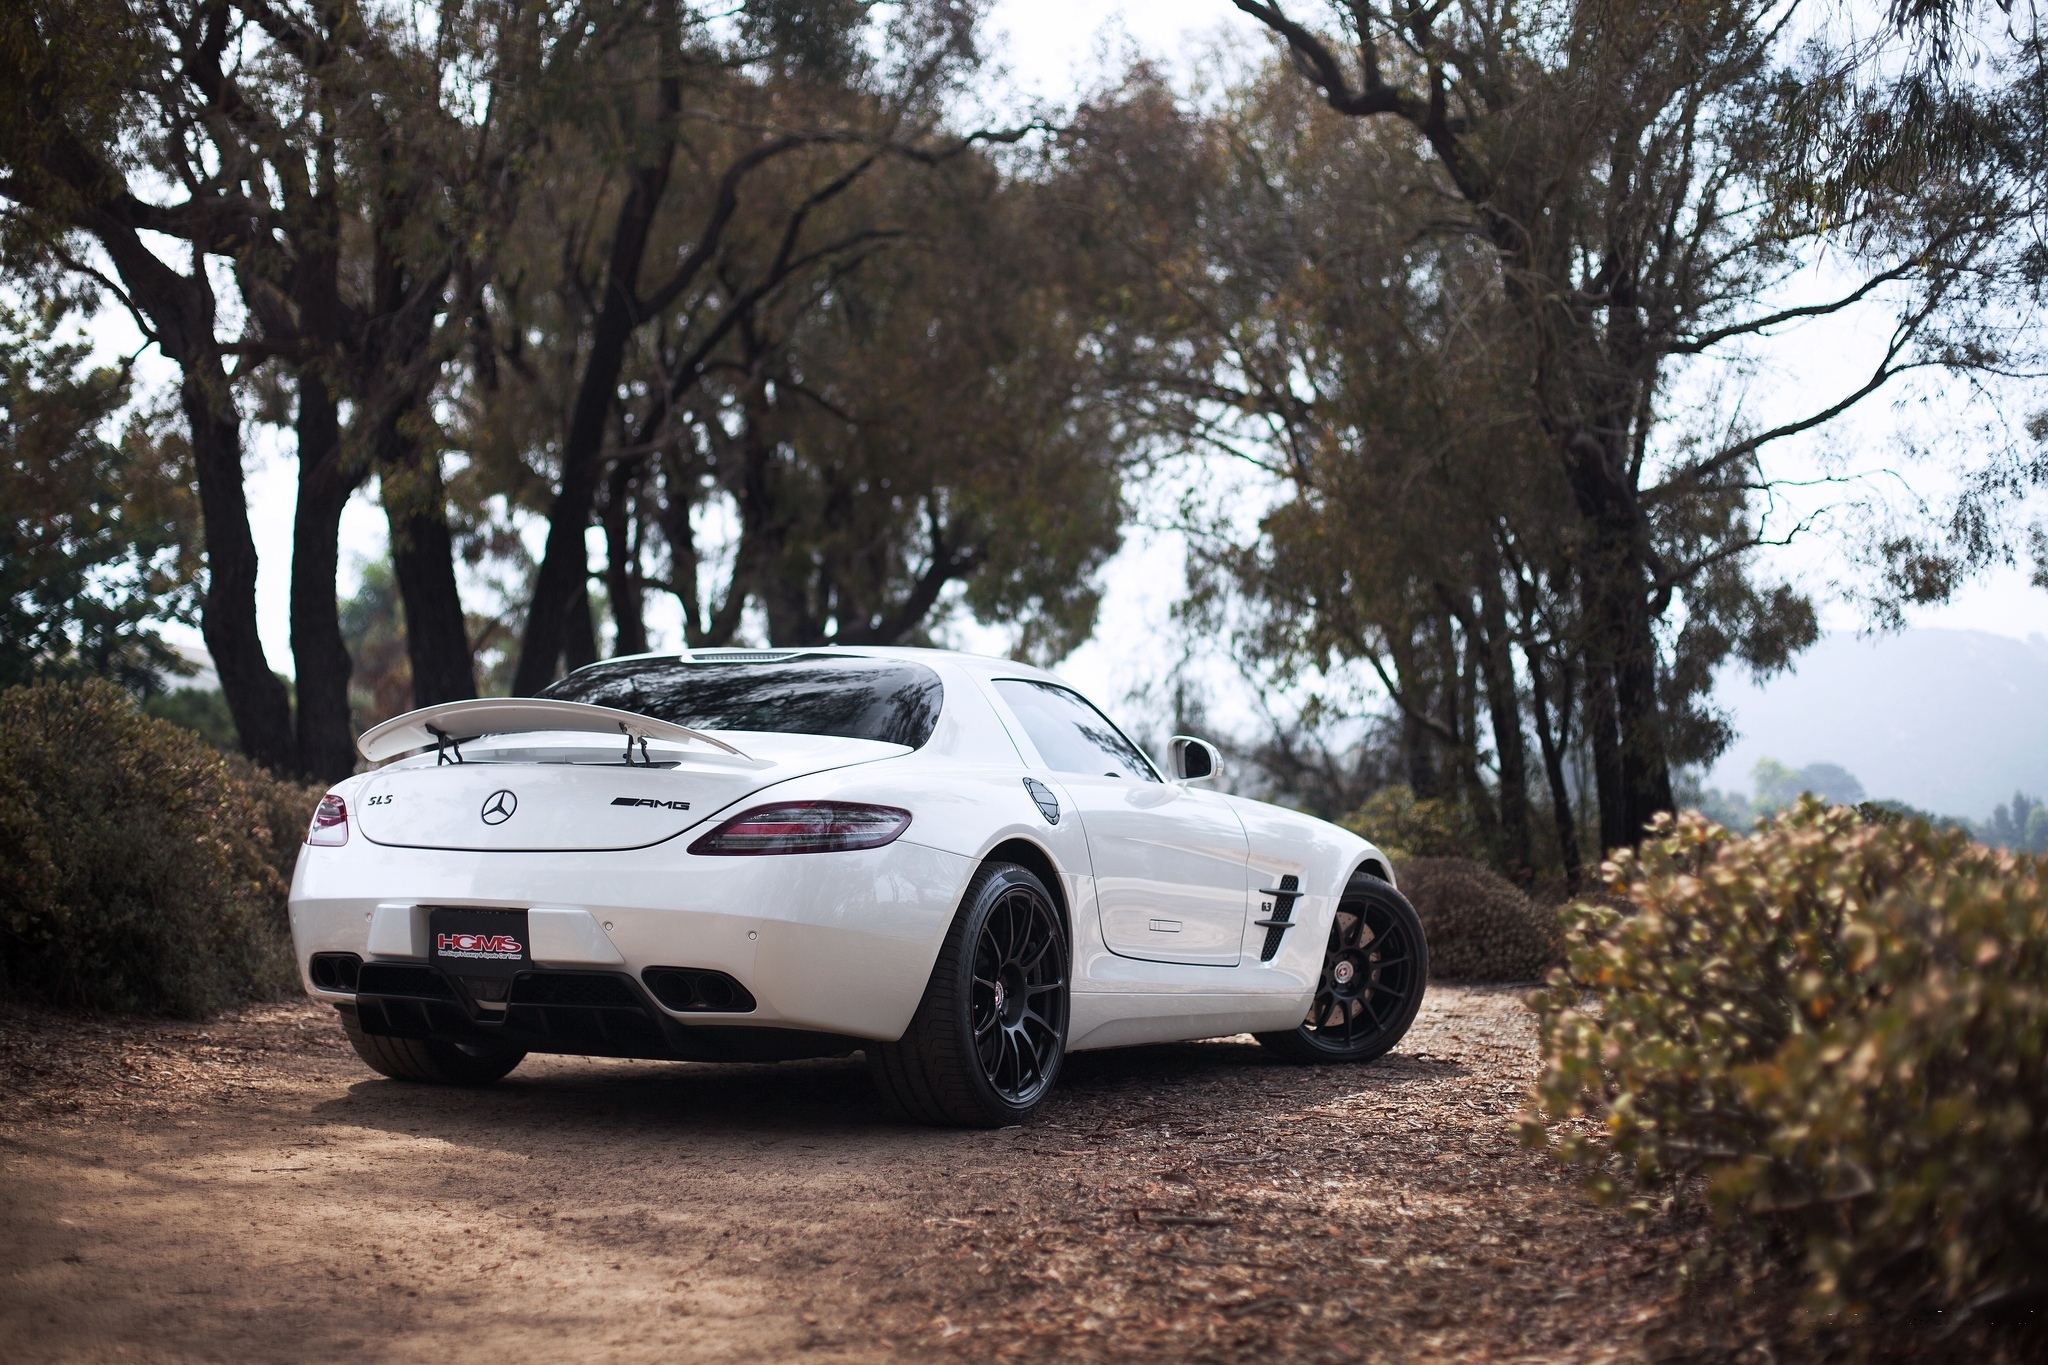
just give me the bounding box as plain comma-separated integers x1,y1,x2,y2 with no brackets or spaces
1256,875,1427,1063
970,876,1068,1104
869,862,1070,1126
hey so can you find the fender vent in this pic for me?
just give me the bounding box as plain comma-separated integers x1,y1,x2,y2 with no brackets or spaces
1255,874,1302,961
1022,777,1061,825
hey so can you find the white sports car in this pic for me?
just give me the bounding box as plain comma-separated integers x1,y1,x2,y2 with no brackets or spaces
290,647,1428,1126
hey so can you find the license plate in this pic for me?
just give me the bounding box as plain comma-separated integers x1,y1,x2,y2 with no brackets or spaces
428,908,530,979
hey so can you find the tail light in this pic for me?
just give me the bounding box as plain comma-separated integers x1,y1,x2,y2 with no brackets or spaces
306,793,349,846
688,801,911,856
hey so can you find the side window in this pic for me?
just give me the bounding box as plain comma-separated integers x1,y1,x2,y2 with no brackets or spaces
992,680,1160,782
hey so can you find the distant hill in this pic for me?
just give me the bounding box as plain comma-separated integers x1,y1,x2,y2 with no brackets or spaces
1706,628,2048,822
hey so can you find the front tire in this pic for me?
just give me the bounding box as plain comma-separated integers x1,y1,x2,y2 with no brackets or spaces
1256,875,1427,1063
343,1021,526,1085
869,861,1070,1127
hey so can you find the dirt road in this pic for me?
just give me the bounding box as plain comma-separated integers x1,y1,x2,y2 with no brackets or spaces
2,987,1690,1362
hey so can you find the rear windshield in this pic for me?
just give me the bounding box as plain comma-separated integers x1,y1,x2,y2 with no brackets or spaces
539,656,944,749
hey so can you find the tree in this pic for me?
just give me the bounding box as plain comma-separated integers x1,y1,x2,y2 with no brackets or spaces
1,0,295,767
1050,66,1808,881
456,4,1128,680
1197,0,2042,846
204,0,538,769
466,1,873,687
4,0,1126,771
623,147,1128,658
0,305,200,692
1752,757,1867,811
0,0,545,775
1986,790,2045,851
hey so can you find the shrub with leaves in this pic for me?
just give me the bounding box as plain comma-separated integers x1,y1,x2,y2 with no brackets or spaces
1524,798,2048,1324
0,678,314,1016
1396,856,1560,981
1343,785,1477,861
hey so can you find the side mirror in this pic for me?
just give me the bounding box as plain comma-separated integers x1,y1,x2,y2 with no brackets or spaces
1168,735,1223,784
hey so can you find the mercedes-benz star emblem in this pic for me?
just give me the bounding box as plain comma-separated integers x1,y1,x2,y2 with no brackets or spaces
480,790,518,825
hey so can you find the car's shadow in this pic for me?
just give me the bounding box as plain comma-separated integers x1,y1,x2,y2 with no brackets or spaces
307,1037,1466,1147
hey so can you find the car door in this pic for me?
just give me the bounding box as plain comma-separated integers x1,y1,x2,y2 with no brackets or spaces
990,679,1251,967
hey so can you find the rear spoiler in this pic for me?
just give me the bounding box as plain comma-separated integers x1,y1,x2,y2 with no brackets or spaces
356,698,752,765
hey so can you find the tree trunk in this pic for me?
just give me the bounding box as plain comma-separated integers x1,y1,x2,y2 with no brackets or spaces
732,364,821,646
564,581,599,672
1474,580,1534,882
657,449,747,648
1583,653,1626,855
289,366,362,780
602,456,649,656
513,140,677,693
184,364,297,771
1454,623,1500,851
1613,586,1674,838
1526,641,1583,891
1387,626,1439,797
82,209,294,768
379,437,475,707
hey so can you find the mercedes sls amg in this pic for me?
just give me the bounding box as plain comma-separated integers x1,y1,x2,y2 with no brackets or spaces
289,648,1427,1126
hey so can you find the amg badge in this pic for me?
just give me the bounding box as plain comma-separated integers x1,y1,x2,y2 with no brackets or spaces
612,797,690,810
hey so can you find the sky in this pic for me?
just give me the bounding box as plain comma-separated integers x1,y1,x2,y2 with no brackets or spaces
76,0,2048,808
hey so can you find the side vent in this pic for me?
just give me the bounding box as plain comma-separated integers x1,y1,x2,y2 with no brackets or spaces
1255,874,1302,961
1022,777,1061,825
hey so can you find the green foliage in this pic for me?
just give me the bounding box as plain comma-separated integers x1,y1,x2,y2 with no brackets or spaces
1986,791,2047,853
1395,857,1561,982
0,679,319,1017
1753,757,1867,813
1524,798,2048,1323
1688,757,1871,829
0,306,199,692
1342,785,1478,862
140,687,238,751
219,751,324,894
736,0,877,81
339,559,414,731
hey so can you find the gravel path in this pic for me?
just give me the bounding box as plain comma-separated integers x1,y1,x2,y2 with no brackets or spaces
0,987,1693,1362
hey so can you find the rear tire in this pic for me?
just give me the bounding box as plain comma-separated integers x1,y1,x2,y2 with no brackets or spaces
343,1021,526,1085
869,861,1069,1127
1256,875,1427,1064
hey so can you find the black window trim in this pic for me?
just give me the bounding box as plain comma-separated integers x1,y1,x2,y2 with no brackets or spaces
990,677,1163,783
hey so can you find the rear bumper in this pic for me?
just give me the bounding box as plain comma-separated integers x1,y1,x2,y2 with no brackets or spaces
289,837,976,1045
336,964,866,1063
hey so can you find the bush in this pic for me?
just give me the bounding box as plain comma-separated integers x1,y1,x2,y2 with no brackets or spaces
1524,798,2048,1326
1343,785,1477,861
1396,856,1561,981
222,751,324,892
142,686,238,751
0,678,319,1016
